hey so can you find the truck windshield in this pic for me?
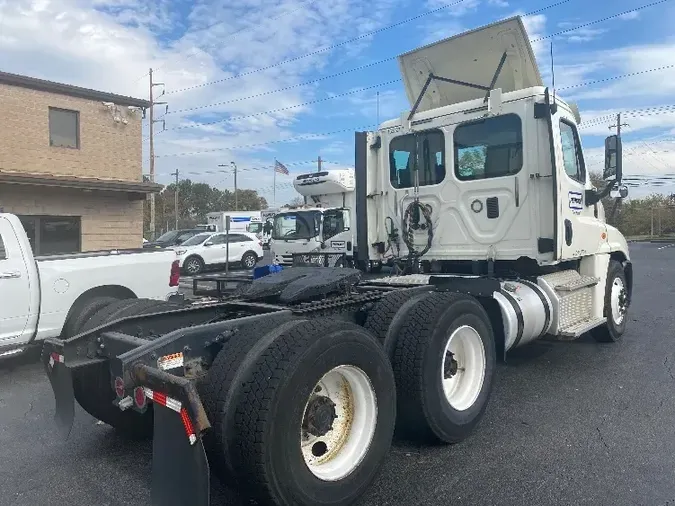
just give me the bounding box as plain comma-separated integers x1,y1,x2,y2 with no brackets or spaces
248,223,263,234
272,211,321,240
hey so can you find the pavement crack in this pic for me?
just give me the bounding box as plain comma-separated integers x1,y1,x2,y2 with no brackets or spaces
22,401,34,418
665,356,675,381
596,426,610,452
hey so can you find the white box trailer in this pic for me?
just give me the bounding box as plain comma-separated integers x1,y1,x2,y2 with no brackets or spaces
205,211,262,235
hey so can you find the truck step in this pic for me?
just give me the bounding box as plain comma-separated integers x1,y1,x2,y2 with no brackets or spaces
555,275,600,292
558,316,607,339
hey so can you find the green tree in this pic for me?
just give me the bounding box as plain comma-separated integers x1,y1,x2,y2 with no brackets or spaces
457,147,486,177
144,179,268,237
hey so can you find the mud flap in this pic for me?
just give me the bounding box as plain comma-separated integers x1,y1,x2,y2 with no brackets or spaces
151,404,210,506
42,348,75,439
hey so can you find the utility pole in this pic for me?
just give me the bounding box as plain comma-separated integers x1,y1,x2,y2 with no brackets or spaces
148,68,167,240
170,169,179,230
218,162,238,210
317,155,322,173
609,112,629,137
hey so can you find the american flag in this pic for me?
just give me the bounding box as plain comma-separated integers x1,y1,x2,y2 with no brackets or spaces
274,160,289,175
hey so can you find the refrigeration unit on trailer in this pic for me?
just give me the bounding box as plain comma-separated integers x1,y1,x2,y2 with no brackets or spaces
42,16,632,506
270,169,359,267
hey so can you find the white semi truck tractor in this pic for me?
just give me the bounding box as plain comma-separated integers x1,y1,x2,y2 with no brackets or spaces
41,16,631,506
270,169,366,267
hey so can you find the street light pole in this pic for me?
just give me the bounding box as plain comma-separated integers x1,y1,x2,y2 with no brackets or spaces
231,161,238,211
217,161,238,211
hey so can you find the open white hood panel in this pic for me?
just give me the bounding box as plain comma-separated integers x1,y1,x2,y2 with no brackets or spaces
398,16,543,114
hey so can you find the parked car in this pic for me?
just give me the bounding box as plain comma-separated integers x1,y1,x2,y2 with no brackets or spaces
173,231,263,275
143,228,205,249
0,213,182,359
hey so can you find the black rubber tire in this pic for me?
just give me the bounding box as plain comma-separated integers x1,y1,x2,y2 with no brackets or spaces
72,360,154,439
183,255,204,275
591,260,628,343
241,251,258,269
72,298,173,439
62,296,119,338
392,292,496,444
363,288,435,359
80,298,141,333
228,319,396,506
200,313,299,479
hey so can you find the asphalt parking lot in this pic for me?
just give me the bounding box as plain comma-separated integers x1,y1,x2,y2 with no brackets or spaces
2,241,675,506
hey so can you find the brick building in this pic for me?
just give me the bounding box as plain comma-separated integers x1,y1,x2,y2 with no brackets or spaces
0,71,159,255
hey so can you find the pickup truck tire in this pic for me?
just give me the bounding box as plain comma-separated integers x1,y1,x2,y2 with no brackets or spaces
591,260,628,343
200,314,300,479
240,251,258,269
62,296,120,338
183,255,204,275
228,319,396,506
392,292,496,444
72,298,180,439
363,288,435,359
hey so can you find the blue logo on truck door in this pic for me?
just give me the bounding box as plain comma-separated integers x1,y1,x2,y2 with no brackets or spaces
568,191,583,213
231,217,251,222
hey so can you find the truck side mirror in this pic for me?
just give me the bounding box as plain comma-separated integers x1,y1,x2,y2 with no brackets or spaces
604,134,622,184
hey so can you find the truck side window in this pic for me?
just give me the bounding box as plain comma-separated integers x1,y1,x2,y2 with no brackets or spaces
0,234,6,260
389,130,445,189
454,113,523,181
559,120,586,184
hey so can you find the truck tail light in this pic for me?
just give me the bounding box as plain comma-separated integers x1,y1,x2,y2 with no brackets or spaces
169,260,180,287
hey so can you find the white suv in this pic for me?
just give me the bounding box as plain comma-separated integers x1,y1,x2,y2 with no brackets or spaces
173,231,263,275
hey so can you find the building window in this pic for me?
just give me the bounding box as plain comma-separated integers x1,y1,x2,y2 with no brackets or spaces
49,107,80,149
389,130,445,189
17,216,81,256
559,120,586,184
454,114,523,181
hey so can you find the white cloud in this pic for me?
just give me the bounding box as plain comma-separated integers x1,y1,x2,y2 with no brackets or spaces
0,0,401,204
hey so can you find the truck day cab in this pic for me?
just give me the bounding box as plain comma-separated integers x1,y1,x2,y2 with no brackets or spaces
0,213,182,359
270,169,359,267
41,17,632,506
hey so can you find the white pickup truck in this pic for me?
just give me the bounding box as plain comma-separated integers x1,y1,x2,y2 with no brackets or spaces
0,213,183,359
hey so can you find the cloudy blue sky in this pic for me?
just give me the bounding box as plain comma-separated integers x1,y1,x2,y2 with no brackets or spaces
2,0,675,203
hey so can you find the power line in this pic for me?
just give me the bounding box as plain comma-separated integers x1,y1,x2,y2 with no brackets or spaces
157,104,675,160
150,160,342,177
167,0,571,96
531,0,673,42
559,64,675,91
579,105,675,128
164,0,656,118
163,80,400,132
167,62,675,129
156,125,376,158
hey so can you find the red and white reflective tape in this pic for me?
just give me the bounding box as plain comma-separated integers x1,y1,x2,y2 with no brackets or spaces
48,352,64,368
143,387,197,445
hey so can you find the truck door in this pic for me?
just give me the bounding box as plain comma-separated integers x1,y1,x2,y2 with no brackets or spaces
381,114,531,259
554,115,605,259
449,112,532,255
0,216,31,342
